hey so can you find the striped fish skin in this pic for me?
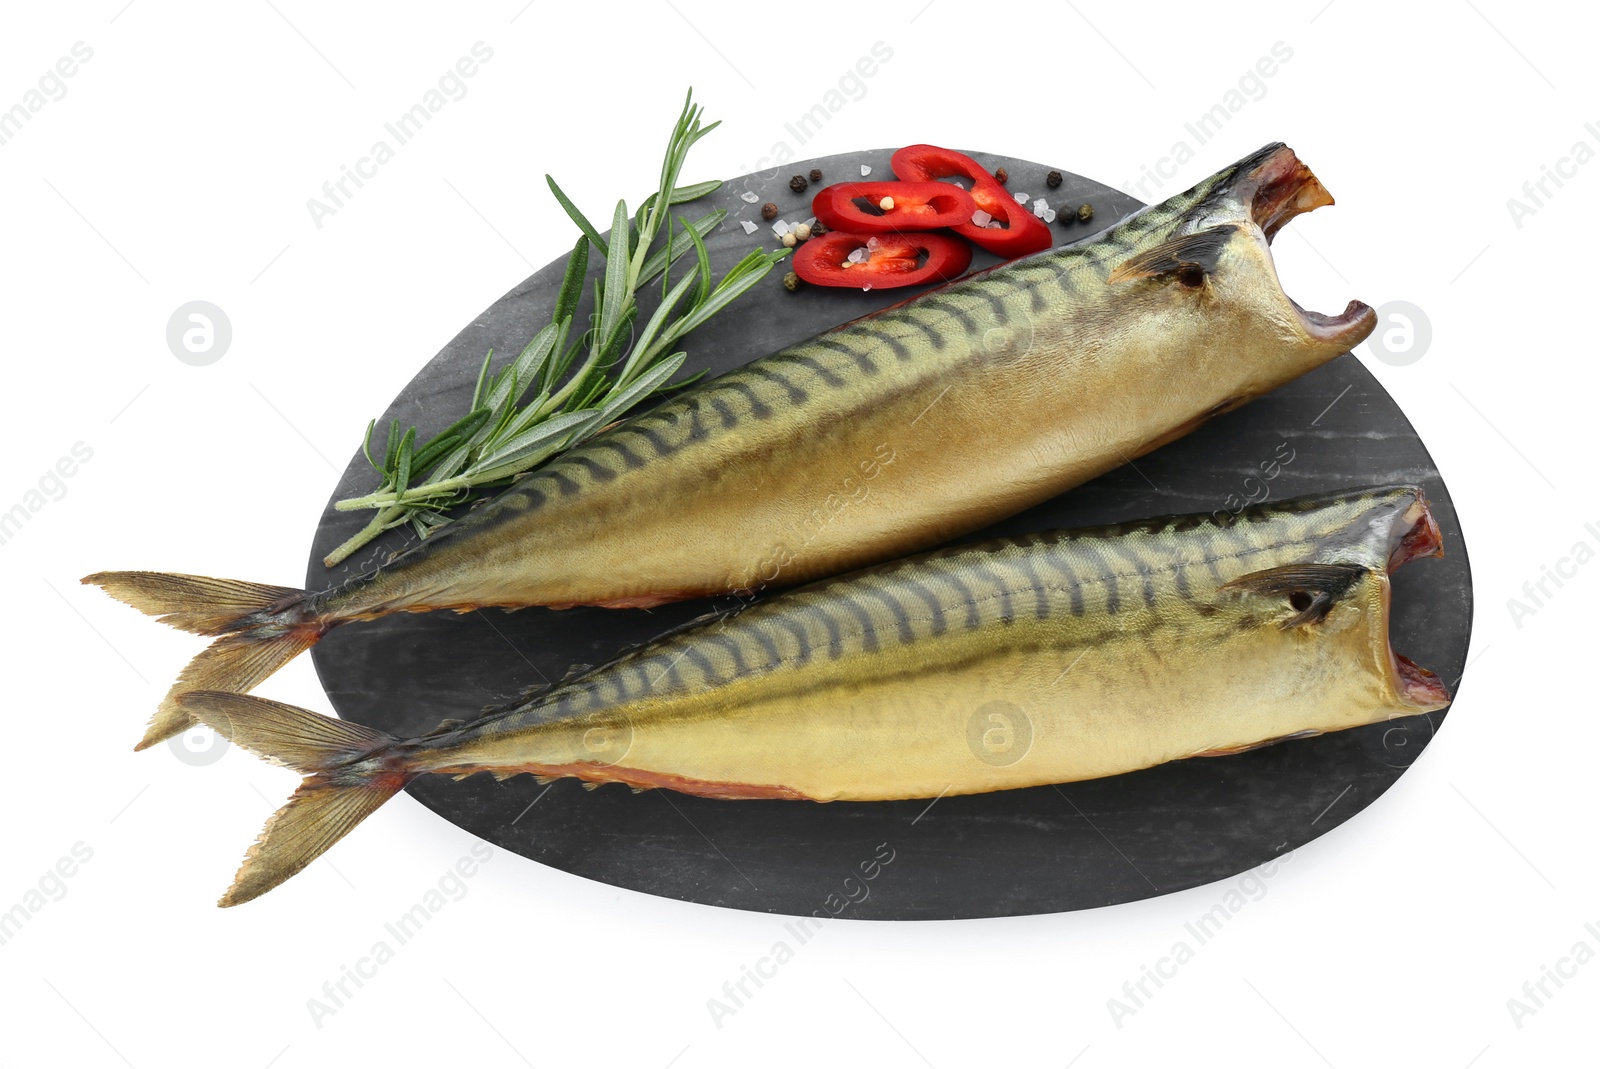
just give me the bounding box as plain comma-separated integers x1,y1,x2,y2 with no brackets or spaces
333,142,1373,617
87,142,1377,750
403,486,1450,802
180,486,1449,905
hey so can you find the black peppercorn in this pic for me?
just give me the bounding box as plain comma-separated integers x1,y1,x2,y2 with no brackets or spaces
789,175,808,193
1046,170,1063,188
809,168,823,183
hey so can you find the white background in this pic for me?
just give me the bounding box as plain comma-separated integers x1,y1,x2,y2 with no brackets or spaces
1,1,1594,1066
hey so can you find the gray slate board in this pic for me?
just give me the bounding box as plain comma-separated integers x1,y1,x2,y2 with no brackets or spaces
305,150,1472,920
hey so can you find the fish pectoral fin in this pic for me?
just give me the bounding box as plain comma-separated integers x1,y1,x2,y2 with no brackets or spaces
1193,729,1323,758
1107,225,1239,284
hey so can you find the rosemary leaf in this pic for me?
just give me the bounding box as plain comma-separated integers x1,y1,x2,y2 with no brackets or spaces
595,199,632,349
638,210,725,287
553,235,589,327
360,418,381,474
685,215,713,306
599,352,687,422
666,179,721,204
473,409,602,474
627,268,701,381
544,176,607,253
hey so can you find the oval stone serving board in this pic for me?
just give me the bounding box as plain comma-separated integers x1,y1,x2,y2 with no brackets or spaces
306,149,1472,920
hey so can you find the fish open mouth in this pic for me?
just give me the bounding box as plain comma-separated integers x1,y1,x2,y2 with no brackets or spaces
1391,650,1450,709
1387,491,1446,572
1290,297,1377,346
1236,145,1377,348
1244,145,1333,242
1381,490,1451,711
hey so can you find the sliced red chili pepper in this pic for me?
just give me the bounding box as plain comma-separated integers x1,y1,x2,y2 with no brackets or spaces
890,143,1054,258
811,181,978,234
791,231,973,290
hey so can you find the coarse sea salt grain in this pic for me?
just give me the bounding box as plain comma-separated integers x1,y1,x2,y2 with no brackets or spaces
847,247,870,264
1014,191,1029,204
1043,208,1057,223
772,220,791,237
1032,198,1048,218
740,219,758,234
860,164,872,176
740,191,759,203
971,209,993,227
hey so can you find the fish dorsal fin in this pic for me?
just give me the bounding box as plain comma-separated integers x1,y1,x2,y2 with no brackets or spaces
560,662,595,683
1220,561,1367,629
1108,224,1238,284
419,718,467,738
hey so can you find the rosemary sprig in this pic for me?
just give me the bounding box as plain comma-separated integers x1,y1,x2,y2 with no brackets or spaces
324,90,787,567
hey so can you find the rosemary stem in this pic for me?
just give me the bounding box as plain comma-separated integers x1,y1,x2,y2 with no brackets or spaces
323,505,405,567
338,473,480,511
535,335,613,417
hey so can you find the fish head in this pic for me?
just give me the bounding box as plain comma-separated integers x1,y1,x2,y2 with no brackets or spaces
1221,486,1451,730
1106,144,1376,381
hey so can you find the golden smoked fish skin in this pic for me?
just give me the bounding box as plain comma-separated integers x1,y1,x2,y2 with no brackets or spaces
181,487,1449,905
86,142,1375,749
335,143,1369,614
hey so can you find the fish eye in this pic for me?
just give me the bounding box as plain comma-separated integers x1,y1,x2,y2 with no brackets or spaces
1287,591,1313,613
1176,265,1206,288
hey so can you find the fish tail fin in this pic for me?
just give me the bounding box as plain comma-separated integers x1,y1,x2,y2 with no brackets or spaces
80,571,306,635
138,629,323,751
176,691,410,907
80,571,328,750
